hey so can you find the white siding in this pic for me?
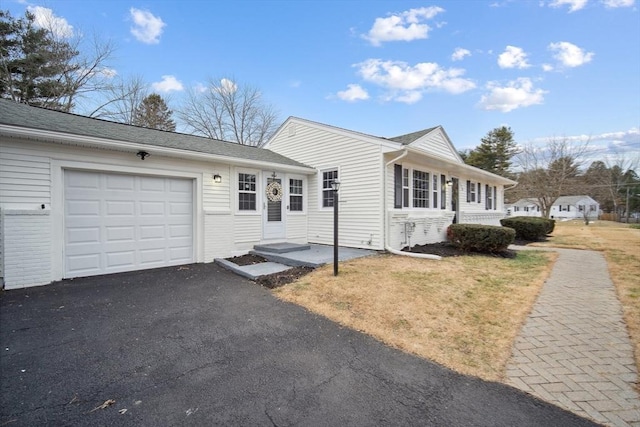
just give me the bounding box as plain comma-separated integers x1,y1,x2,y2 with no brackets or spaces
0,144,51,208
409,128,461,163
269,121,383,249
2,210,51,289
286,215,307,244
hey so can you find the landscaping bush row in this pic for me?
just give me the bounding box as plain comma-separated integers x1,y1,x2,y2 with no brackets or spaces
500,217,555,241
447,224,515,253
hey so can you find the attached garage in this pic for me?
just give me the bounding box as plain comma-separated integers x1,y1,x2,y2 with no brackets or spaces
64,170,194,278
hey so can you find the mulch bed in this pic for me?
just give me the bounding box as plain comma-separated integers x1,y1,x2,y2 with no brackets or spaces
225,254,314,289
403,242,518,259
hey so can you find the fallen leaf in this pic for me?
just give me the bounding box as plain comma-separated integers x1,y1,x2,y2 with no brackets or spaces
69,394,79,404
88,399,116,413
119,409,127,415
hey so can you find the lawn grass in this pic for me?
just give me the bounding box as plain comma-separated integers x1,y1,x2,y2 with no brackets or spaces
274,250,556,382
532,220,640,373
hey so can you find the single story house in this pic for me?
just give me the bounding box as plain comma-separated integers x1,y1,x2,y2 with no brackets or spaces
506,195,599,220
0,101,515,289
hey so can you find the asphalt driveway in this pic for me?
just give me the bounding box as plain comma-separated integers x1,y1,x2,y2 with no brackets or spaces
1,263,597,426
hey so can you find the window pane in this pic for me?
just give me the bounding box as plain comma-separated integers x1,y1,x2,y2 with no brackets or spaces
289,178,303,212
413,170,429,208
322,169,338,208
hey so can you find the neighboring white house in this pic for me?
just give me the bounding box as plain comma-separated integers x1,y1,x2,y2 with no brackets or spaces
506,195,599,220
0,102,515,289
264,117,516,252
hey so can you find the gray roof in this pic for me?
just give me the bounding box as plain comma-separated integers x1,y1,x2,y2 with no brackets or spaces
386,127,438,145
0,100,310,169
555,195,597,205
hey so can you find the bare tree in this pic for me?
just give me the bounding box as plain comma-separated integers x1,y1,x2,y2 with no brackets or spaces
178,77,279,146
512,137,590,218
88,75,148,123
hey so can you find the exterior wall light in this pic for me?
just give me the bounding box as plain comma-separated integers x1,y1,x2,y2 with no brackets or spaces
213,174,222,183
136,150,150,160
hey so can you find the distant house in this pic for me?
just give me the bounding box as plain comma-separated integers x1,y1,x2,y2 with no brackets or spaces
0,102,514,289
506,195,599,220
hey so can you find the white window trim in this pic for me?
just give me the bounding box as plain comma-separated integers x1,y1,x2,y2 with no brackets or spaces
287,174,306,215
235,168,261,215
396,165,449,211
318,167,340,211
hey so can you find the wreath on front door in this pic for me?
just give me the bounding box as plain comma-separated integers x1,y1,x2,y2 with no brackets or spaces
266,181,283,202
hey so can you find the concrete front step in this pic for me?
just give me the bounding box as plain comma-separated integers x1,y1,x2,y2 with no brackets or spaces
249,250,322,268
214,258,293,281
253,242,311,254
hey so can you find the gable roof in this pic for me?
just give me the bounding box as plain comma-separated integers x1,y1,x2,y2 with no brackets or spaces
387,127,438,145
555,195,598,205
511,195,598,207
267,116,516,185
0,100,312,170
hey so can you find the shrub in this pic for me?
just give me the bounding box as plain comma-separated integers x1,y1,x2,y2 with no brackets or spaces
500,217,553,241
447,224,515,253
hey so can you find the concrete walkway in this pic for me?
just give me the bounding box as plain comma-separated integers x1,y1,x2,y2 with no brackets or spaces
506,248,640,426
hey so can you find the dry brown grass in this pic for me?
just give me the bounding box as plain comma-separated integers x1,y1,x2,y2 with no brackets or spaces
533,220,640,373
274,250,556,382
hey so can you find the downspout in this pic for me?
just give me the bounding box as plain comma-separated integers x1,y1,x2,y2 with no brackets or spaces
383,149,442,261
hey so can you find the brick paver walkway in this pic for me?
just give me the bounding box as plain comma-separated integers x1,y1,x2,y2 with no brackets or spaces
506,248,640,426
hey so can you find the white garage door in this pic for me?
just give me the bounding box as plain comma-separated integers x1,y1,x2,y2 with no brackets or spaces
64,170,194,278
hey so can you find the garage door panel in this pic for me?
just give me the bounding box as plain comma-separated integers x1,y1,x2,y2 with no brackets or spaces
106,200,135,216
106,174,135,191
67,227,101,244
106,226,135,242
106,251,136,269
65,170,194,278
140,225,166,240
67,253,101,274
140,201,165,216
67,200,101,216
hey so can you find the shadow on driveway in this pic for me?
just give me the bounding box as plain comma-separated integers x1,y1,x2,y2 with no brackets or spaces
1,263,597,426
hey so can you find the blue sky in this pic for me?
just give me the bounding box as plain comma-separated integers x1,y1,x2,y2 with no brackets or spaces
6,0,640,167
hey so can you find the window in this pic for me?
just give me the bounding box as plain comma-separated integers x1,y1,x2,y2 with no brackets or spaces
290,179,303,211
440,175,446,209
432,174,439,208
238,172,256,211
413,170,429,208
467,181,476,203
590,205,597,212
494,187,497,210
322,169,338,208
477,182,481,204
403,169,410,208
578,205,584,212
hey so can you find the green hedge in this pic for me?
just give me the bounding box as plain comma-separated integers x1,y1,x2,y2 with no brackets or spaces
500,217,554,241
447,224,515,253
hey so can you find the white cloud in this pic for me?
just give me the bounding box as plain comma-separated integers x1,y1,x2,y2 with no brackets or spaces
548,0,589,12
151,75,183,92
542,63,554,72
355,59,475,104
218,78,237,95
498,46,531,69
27,6,74,38
451,48,471,61
130,8,166,44
362,6,445,46
548,41,594,67
601,0,635,7
336,84,369,102
478,78,547,112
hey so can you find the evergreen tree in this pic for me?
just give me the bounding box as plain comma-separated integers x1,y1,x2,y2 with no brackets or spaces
0,10,77,110
465,126,518,178
132,93,176,131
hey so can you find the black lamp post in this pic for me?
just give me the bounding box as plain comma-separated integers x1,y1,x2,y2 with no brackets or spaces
331,179,341,276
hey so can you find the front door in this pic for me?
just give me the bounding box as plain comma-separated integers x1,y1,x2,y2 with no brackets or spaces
263,173,286,240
